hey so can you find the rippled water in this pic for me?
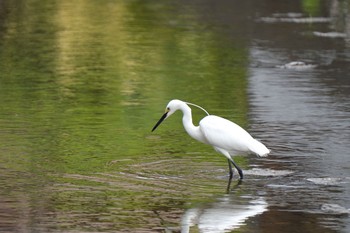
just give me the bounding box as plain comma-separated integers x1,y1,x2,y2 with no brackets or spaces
1,0,350,232
247,3,350,230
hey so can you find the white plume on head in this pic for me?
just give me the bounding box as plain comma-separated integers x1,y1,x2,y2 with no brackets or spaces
185,101,210,116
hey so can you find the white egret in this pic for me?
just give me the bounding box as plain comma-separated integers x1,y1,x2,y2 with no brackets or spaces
152,99,270,180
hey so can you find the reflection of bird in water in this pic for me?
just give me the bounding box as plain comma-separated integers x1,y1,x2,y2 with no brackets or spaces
181,197,267,233
152,99,270,180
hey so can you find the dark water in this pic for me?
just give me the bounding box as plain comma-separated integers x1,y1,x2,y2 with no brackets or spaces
0,0,349,232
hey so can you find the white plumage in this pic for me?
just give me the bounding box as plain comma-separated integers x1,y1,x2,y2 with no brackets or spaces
200,116,269,157
152,99,270,180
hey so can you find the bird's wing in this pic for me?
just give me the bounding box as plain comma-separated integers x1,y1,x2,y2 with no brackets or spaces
199,115,254,155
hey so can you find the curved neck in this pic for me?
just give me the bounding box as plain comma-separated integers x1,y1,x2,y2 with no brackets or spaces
180,103,206,143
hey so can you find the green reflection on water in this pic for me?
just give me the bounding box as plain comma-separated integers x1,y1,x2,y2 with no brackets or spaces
302,0,321,16
0,0,248,231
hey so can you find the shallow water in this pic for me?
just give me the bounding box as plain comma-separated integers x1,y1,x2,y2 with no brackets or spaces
0,0,350,232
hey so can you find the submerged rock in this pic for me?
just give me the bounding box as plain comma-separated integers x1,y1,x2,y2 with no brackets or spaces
245,168,293,177
321,204,350,215
307,177,348,186
277,61,317,69
313,31,346,38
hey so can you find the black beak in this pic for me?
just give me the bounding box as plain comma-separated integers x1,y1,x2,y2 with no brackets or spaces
152,112,168,132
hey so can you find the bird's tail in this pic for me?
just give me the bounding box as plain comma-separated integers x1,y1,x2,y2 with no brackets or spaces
249,139,270,157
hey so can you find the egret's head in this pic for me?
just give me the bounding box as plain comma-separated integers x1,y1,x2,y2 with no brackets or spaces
151,99,184,132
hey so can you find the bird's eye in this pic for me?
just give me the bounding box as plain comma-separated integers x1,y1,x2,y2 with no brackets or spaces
167,107,170,111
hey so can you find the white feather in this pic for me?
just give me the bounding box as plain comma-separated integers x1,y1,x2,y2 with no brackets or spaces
152,99,270,179
199,115,270,157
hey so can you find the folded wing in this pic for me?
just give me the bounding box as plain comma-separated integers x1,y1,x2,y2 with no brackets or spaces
199,115,270,157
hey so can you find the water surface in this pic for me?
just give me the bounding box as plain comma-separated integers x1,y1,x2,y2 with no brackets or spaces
0,0,349,232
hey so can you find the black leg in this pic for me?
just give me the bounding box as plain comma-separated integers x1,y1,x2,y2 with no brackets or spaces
227,159,233,179
226,176,232,193
228,158,243,180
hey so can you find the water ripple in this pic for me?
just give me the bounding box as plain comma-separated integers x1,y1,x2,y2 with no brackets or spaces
307,177,350,186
